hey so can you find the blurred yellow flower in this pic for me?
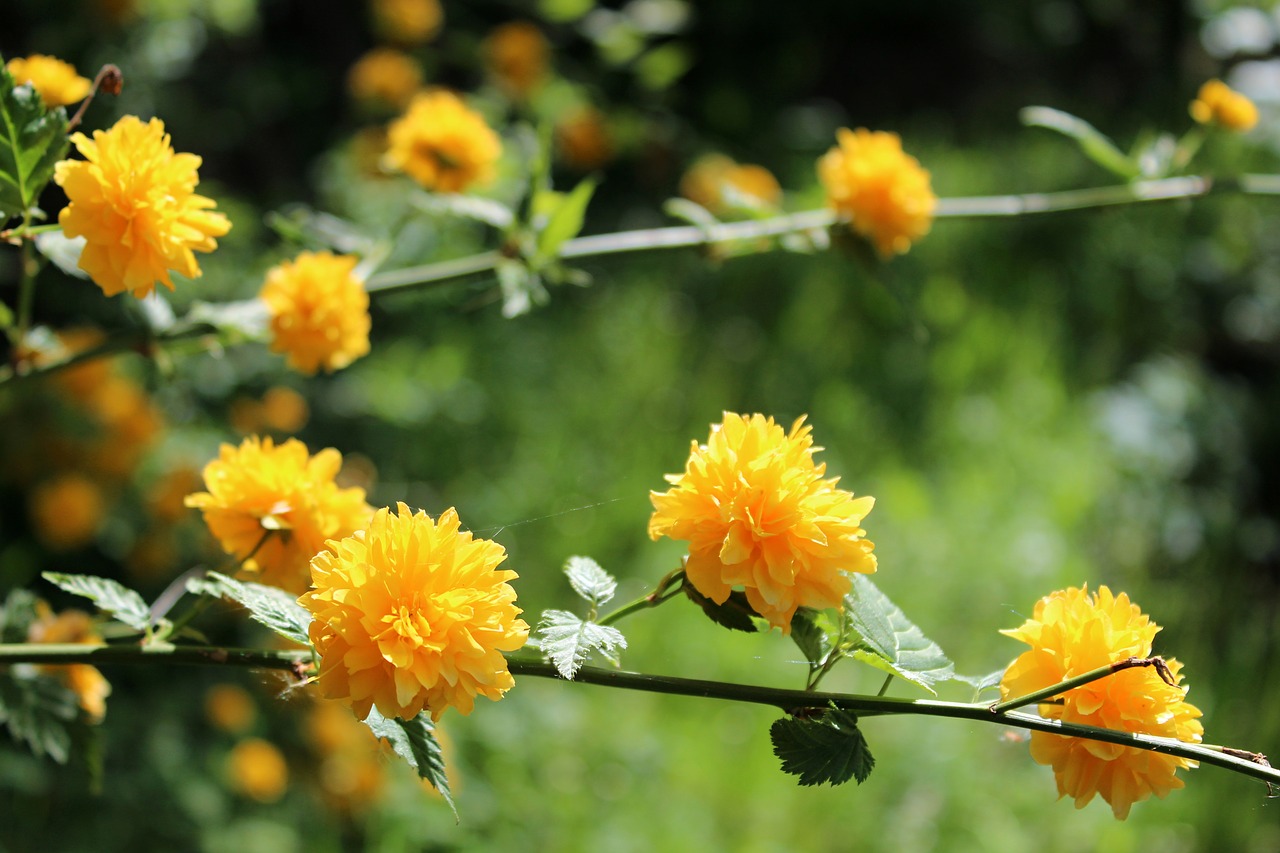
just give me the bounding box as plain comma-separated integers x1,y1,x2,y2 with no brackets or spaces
306,699,387,813
385,90,502,193
184,436,374,593
649,413,877,631
29,473,105,551
147,465,205,524
483,21,550,100
818,128,935,258
226,738,289,802
28,603,111,721
54,115,231,298
371,0,443,45
1000,585,1204,820
6,54,92,107
260,251,371,375
81,374,164,479
300,502,530,722
1190,79,1258,132
680,154,782,214
347,48,422,110
556,106,614,172
205,683,258,734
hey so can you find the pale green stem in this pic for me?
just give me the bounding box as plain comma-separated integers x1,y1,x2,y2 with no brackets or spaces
595,568,686,628
989,656,1171,714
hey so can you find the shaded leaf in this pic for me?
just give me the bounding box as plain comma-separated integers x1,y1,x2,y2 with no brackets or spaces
536,609,627,679
790,607,835,666
42,573,150,631
0,671,78,763
0,64,69,222
188,572,312,646
364,707,456,818
683,584,763,633
564,555,616,606
535,176,597,263
1020,106,1139,180
771,708,874,787
845,575,954,694
0,588,39,643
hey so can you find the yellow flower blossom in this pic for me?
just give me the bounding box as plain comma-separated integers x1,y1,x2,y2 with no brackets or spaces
818,128,935,258
184,436,373,593
371,0,443,45
1000,585,1204,820
483,21,550,100
649,413,877,631
29,473,105,551
226,738,289,802
260,251,371,375
680,154,782,214
300,502,530,722
6,54,92,107
1190,79,1258,132
28,602,111,721
347,48,422,110
384,90,502,193
54,115,231,298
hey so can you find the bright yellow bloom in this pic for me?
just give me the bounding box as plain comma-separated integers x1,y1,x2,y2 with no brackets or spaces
226,738,289,802
649,413,877,631
1000,585,1204,820
28,602,111,721
818,128,935,258
371,0,443,45
300,502,530,722
260,251,371,375
1190,79,1258,132
680,154,782,214
483,21,550,99
54,115,231,298
347,48,422,110
384,90,502,193
28,473,105,551
184,436,374,593
6,54,92,107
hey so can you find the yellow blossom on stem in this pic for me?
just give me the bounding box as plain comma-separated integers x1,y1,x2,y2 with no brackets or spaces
184,436,373,593
54,115,231,298
1190,79,1258,132
6,54,92,107
483,21,550,100
299,502,530,722
384,90,502,193
649,413,877,631
818,128,935,258
28,602,111,721
347,48,422,110
1000,585,1204,820
260,251,371,375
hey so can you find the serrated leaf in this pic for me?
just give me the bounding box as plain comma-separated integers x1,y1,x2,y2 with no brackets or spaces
952,668,1007,700
42,573,150,631
535,176,597,263
790,607,835,666
0,64,70,222
1020,106,1139,180
536,609,627,679
682,583,762,633
0,589,39,643
845,575,954,694
412,192,514,229
190,572,312,646
564,555,616,606
363,707,456,818
771,708,874,787
0,671,78,763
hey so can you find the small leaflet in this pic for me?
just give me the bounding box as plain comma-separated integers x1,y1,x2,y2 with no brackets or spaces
536,609,627,680
42,572,151,632
564,555,617,606
363,707,456,819
186,572,312,646
844,575,954,694
771,708,875,787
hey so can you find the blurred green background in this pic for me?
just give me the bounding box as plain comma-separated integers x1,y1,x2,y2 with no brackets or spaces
2,0,1280,850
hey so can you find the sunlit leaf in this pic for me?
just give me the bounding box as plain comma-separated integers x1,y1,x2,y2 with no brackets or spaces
536,609,627,679
364,707,456,819
42,572,151,632
845,575,954,694
33,230,88,279
1020,106,1139,180
564,555,617,606
0,62,69,222
187,572,312,646
536,176,597,263
771,708,874,787
412,192,514,230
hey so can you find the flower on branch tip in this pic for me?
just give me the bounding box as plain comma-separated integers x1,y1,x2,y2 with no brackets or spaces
1190,79,1258,132
648,413,877,631
818,128,935,258
6,54,92,107
384,90,502,193
347,48,422,110
999,584,1204,820
260,251,372,375
681,154,782,215
184,436,373,593
299,502,530,722
53,115,231,298
28,602,111,721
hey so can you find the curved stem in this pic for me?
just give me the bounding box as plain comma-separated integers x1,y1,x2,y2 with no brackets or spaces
989,655,1172,714
596,568,685,628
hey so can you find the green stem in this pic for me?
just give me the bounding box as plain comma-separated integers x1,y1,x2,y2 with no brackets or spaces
989,656,1170,714
0,642,310,673
596,568,685,628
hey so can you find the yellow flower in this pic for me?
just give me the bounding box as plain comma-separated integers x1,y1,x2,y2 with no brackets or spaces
260,251,371,375
649,413,877,631
1190,79,1258,132
205,684,258,734
300,502,530,722
483,21,550,100
1000,585,1204,820
6,54,92,107
54,115,231,298
28,602,111,721
226,738,289,802
347,48,422,110
184,436,374,593
555,106,614,172
680,154,782,214
384,90,502,193
29,473,105,551
818,128,935,258
371,0,443,45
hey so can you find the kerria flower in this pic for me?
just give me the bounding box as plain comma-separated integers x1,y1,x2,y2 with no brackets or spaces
1190,79,1258,132
226,738,288,803
371,0,443,45
680,154,782,215
1000,585,1204,820
483,21,550,100
27,602,111,721
54,115,231,298
299,502,530,722
555,105,613,172
649,413,877,631
6,54,92,107
384,90,502,193
184,436,373,593
347,48,422,110
818,128,935,258
259,251,371,375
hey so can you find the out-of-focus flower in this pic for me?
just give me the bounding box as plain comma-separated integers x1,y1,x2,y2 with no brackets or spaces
556,106,614,171
260,252,371,375
226,738,289,802
29,473,105,551
54,115,231,298
483,21,550,100
680,154,781,214
818,128,935,258
306,699,387,813
649,413,877,631
384,90,502,192
1190,79,1258,132
300,502,530,722
184,436,374,593
205,684,258,734
6,54,92,107
28,603,111,721
261,387,309,432
147,465,205,524
81,375,163,479
1000,585,1204,820
347,48,422,110
371,0,443,45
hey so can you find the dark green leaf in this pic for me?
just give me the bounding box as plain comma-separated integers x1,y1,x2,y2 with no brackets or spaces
0,671,79,763
536,609,627,679
42,573,150,631
535,176,597,263
188,572,312,646
564,555,616,606
363,707,456,818
1020,106,1139,180
0,589,39,643
0,63,70,222
682,583,763,633
845,575,954,694
771,708,874,787
790,607,835,666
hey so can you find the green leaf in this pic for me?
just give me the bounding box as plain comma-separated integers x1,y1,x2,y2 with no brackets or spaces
790,607,835,666
33,230,88,279
771,708,874,787
42,573,151,632
0,671,79,763
844,575,954,694
536,609,627,679
564,555,616,606
184,298,270,342
264,204,378,253
363,707,456,819
1020,106,1139,180
682,583,763,633
496,258,549,318
0,299,12,331
187,572,312,646
0,588,39,643
535,176,597,263
412,192,514,229
953,668,1007,701
0,63,70,223
663,197,720,230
